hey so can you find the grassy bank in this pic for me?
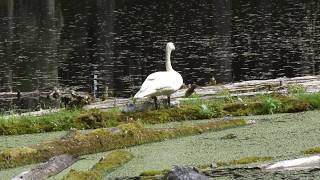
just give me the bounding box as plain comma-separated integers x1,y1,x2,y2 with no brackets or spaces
1,92,320,135
0,110,82,135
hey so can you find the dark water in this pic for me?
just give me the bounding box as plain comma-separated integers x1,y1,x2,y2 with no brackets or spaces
0,0,320,98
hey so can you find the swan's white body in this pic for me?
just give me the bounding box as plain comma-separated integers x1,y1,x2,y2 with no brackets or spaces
134,42,183,100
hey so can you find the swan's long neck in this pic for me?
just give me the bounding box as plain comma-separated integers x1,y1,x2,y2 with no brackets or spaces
165,48,174,71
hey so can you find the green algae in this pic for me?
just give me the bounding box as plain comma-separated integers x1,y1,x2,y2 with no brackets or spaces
0,111,319,179
0,131,67,151
63,150,133,180
0,119,247,170
107,111,320,178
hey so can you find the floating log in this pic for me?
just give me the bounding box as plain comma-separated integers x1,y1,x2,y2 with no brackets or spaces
12,154,78,180
260,155,320,171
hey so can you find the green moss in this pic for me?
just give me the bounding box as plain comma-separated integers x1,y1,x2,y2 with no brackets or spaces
279,98,310,113
123,104,222,124
74,109,121,129
0,119,247,170
296,93,320,109
0,147,39,169
63,169,100,180
140,170,164,176
303,147,320,155
213,156,273,167
137,156,272,179
64,150,133,180
223,103,253,116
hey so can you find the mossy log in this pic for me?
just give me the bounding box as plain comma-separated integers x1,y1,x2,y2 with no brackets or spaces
3,75,320,116
12,154,78,180
63,150,133,180
0,119,247,170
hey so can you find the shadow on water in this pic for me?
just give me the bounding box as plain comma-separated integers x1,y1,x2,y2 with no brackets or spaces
0,0,320,110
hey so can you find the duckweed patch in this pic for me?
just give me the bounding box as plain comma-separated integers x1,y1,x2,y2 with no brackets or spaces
0,119,247,170
303,147,320,155
64,150,133,180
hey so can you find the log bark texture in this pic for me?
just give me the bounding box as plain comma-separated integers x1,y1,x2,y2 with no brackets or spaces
260,155,320,171
12,154,78,180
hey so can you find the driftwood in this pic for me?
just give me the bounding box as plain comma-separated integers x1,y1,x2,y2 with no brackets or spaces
260,155,320,171
12,154,78,180
118,155,320,179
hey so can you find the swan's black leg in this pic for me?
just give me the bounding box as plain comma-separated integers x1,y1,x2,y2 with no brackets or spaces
167,96,171,107
152,96,158,110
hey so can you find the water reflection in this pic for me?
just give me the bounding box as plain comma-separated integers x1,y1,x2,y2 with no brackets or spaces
0,0,319,100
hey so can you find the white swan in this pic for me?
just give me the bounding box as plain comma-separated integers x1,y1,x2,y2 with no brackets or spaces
134,42,183,109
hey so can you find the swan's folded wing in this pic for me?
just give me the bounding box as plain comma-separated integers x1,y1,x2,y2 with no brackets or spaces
135,70,183,98
135,72,173,97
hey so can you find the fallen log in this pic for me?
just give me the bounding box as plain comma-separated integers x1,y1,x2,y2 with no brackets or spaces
4,75,320,116
132,155,320,179
260,155,320,171
12,154,78,180
85,75,320,110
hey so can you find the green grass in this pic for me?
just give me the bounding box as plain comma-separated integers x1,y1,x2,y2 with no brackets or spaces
0,109,83,135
